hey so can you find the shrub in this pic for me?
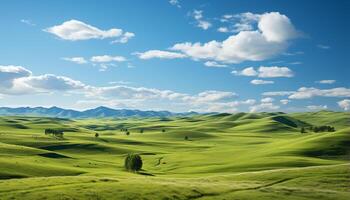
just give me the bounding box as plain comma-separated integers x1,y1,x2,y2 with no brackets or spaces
124,153,142,172
300,127,306,133
95,133,99,138
184,136,189,140
126,131,130,135
162,129,166,133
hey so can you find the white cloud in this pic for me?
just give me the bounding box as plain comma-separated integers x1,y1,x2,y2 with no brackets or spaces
0,65,32,87
169,0,181,8
219,12,260,33
289,87,350,99
251,79,274,85
62,57,88,64
258,12,299,42
262,91,295,96
135,50,187,59
217,27,229,33
307,105,328,110
317,44,330,49
258,66,293,78
250,103,279,112
261,97,274,103
338,99,350,111
316,80,336,84
232,67,257,76
0,65,85,95
111,32,135,44
16,74,86,92
44,20,133,43
280,99,290,105
204,61,227,67
20,19,35,26
192,10,212,30
90,55,126,62
234,66,293,78
140,12,299,65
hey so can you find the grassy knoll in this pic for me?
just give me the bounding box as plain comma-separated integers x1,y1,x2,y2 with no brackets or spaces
0,111,349,199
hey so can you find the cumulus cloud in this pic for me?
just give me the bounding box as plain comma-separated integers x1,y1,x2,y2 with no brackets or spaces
0,65,32,87
169,0,181,8
316,80,336,84
62,57,88,64
262,91,295,96
217,27,229,33
307,105,328,110
0,65,85,95
219,12,260,33
111,32,135,44
280,99,290,105
165,12,298,64
192,10,212,30
261,97,274,103
233,66,293,78
44,20,133,43
135,50,187,59
204,61,227,67
338,99,350,111
289,87,350,99
16,74,86,92
249,103,279,112
258,66,293,78
90,55,126,62
251,79,274,85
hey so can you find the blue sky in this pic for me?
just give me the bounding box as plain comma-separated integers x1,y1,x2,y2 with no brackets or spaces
0,0,349,112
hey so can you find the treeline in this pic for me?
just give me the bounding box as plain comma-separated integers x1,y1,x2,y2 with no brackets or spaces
301,125,335,133
44,129,64,137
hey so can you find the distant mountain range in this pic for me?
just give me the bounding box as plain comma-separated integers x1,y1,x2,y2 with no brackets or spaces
0,106,198,118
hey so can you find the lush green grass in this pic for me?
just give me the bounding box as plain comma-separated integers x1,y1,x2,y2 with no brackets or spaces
0,111,349,199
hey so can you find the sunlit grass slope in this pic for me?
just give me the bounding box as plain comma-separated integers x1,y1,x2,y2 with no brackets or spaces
0,111,349,200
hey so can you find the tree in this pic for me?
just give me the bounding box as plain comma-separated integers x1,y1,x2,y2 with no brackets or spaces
126,131,130,135
184,136,189,140
124,153,143,172
95,133,99,138
162,129,166,133
300,127,306,133
140,129,144,134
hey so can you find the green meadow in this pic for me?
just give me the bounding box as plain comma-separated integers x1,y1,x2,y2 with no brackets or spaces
0,111,349,200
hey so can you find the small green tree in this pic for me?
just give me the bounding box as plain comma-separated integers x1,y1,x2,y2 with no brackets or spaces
124,153,143,172
300,127,306,133
95,133,99,138
184,136,189,140
140,129,144,134
126,131,130,135
162,129,166,133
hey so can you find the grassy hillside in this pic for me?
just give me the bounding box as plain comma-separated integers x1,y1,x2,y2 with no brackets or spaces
0,111,349,200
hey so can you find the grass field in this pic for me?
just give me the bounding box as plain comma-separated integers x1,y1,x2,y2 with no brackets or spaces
0,110,349,200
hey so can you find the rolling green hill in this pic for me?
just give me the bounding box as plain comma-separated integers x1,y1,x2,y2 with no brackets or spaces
0,111,349,200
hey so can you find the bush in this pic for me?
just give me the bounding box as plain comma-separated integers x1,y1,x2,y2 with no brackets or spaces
124,153,142,172
184,136,189,140
95,133,99,138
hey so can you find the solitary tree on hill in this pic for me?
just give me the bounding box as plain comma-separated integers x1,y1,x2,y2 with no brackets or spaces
124,153,143,172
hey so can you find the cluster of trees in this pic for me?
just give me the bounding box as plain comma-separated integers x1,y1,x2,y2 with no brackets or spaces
124,153,142,172
44,129,64,137
120,128,130,135
301,126,335,133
